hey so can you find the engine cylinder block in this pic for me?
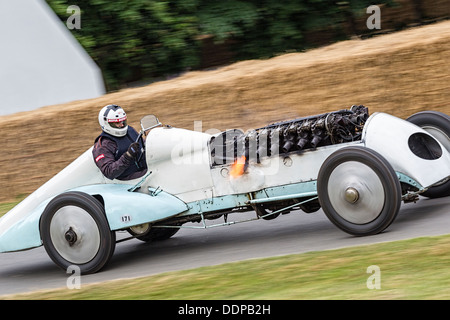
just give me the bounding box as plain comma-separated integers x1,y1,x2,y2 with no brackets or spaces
210,105,369,166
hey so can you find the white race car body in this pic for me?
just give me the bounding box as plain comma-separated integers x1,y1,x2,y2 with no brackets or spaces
1,107,449,273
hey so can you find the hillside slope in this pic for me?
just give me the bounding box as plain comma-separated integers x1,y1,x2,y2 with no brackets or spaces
2,21,450,202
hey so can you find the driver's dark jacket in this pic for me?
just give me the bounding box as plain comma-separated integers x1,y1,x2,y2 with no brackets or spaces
92,126,147,180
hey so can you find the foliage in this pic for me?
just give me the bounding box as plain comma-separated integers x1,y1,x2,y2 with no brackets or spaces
47,0,200,90
46,1,395,90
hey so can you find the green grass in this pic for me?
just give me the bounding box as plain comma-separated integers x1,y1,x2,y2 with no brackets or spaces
0,195,27,217
3,234,450,300
0,201,18,217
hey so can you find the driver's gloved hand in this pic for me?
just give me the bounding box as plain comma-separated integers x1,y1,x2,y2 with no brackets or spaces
125,142,140,159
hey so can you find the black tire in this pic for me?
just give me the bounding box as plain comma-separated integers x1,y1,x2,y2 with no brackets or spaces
127,223,180,242
406,111,450,198
317,147,402,236
40,191,116,274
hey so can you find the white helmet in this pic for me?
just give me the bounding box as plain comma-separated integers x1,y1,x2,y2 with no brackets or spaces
98,104,128,137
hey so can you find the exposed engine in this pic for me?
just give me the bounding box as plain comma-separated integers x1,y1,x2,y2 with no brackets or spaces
211,105,369,166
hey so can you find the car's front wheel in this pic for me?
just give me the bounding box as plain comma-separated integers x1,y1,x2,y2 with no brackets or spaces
317,147,402,236
40,191,115,274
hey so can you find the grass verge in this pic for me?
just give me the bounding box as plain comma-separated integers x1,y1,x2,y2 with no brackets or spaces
0,196,26,218
2,234,450,300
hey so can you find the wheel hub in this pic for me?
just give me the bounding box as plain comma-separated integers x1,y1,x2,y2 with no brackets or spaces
327,161,385,224
64,227,77,246
344,187,359,203
129,223,151,235
50,205,101,264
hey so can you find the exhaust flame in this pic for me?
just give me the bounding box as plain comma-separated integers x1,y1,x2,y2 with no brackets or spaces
230,156,246,178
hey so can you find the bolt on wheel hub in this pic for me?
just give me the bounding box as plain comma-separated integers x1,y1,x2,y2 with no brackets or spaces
344,187,359,203
64,227,77,246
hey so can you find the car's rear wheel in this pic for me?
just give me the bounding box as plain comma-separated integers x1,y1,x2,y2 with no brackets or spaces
317,147,402,236
407,111,450,198
40,191,115,274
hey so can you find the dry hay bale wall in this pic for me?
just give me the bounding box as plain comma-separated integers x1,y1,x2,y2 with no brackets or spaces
2,21,450,202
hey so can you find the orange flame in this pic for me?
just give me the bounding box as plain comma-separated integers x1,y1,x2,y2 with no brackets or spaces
230,156,246,178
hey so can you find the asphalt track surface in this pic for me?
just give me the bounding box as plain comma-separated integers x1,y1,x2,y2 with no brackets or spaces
0,196,449,296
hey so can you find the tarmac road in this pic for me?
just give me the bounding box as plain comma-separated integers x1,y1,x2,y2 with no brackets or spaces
0,196,449,296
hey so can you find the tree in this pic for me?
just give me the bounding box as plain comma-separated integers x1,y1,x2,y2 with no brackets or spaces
47,0,201,90
47,0,398,90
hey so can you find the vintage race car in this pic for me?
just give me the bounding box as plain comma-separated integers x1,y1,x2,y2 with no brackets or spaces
1,106,449,274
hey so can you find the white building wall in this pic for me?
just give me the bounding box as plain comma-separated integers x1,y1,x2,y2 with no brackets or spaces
0,0,105,115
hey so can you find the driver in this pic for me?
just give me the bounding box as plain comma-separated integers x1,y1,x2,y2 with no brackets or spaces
92,104,147,180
